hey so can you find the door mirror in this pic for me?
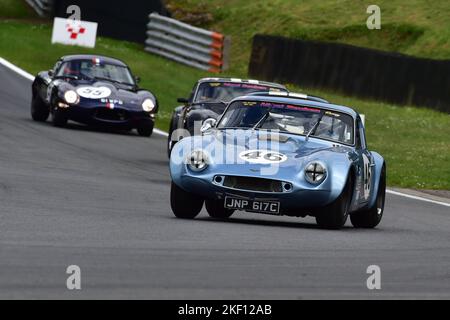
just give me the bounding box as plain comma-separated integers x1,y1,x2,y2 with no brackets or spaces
48,69,54,77
134,76,141,84
177,97,189,104
200,118,217,133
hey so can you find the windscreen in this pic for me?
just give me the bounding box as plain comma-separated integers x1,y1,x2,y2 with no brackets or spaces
194,82,286,103
217,101,354,145
56,60,135,85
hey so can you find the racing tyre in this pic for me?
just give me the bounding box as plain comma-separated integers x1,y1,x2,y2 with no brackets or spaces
350,165,386,228
205,199,234,219
51,108,68,127
137,123,154,137
170,182,203,219
31,94,49,122
315,175,353,230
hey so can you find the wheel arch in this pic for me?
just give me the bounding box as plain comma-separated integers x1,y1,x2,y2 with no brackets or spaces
368,151,386,209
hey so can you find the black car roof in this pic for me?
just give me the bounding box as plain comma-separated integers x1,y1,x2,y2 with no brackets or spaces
197,77,287,90
60,55,128,67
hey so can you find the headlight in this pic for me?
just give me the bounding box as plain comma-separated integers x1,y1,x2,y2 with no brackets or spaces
142,99,155,112
305,162,327,184
186,150,209,172
64,90,79,104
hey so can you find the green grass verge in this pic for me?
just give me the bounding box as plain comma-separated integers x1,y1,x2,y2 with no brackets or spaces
0,20,449,190
0,0,39,19
168,0,450,75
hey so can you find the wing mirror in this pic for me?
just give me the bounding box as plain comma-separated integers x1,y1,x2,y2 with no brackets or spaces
134,76,141,84
200,118,217,133
177,97,189,104
48,69,54,77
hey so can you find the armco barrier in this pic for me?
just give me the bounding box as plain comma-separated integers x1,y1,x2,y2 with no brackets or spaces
249,34,450,113
25,0,54,16
145,13,229,73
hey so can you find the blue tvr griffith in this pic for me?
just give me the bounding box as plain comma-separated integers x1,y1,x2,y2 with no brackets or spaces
169,91,386,229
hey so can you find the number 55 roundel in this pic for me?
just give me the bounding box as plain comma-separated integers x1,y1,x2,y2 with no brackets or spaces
76,86,111,99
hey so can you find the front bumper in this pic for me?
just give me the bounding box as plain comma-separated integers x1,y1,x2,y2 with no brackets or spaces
61,105,155,129
176,174,335,216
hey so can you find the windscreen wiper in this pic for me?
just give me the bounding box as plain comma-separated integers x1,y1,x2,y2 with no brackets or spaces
305,111,325,141
252,106,273,130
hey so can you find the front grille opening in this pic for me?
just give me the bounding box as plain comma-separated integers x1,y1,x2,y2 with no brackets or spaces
223,176,285,192
94,108,129,121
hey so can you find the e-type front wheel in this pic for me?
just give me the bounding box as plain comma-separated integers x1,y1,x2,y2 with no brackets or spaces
137,123,154,137
315,175,353,230
170,182,204,219
31,94,49,122
51,108,68,127
350,165,386,228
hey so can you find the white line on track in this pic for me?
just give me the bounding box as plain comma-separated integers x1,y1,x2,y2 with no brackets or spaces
0,57,35,81
386,189,450,208
1,56,449,207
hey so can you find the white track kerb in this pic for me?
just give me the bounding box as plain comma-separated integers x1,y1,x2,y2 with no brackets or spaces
0,56,448,207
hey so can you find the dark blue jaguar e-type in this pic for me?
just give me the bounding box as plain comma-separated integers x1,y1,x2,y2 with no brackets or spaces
31,54,158,136
169,91,386,229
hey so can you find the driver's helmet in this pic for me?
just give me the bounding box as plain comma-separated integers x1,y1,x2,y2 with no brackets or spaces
241,105,265,127
63,61,79,76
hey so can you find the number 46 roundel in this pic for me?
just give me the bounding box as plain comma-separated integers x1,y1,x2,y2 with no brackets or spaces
239,150,287,164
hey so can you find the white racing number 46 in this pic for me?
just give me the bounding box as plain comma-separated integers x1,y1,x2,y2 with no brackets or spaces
239,150,287,164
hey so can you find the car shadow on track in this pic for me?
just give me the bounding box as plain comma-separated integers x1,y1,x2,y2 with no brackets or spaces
26,117,149,137
193,216,355,231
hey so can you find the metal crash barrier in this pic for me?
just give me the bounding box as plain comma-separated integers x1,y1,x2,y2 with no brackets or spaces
145,13,230,73
25,0,54,17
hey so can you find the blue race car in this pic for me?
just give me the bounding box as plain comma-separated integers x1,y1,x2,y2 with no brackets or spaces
31,55,158,136
169,92,386,229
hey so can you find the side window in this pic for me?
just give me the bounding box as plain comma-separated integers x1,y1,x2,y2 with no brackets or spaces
188,84,197,103
53,60,62,74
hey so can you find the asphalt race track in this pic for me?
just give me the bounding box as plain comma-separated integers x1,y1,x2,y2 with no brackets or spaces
0,63,449,299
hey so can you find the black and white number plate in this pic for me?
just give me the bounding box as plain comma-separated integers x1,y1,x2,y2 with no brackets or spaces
224,196,280,215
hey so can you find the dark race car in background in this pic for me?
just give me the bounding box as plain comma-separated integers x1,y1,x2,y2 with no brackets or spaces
167,78,288,156
31,55,158,137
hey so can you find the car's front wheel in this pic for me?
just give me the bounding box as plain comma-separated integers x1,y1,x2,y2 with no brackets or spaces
205,199,234,219
31,94,49,122
137,122,154,137
51,108,68,127
170,182,203,219
350,165,386,228
315,175,353,229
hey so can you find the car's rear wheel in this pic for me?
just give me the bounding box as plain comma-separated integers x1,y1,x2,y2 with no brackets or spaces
137,122,154,137
31,94,49,122
315,175,353,229
205,199,234,219
350,165,386,228
51,108,68,127
170,182,203,219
